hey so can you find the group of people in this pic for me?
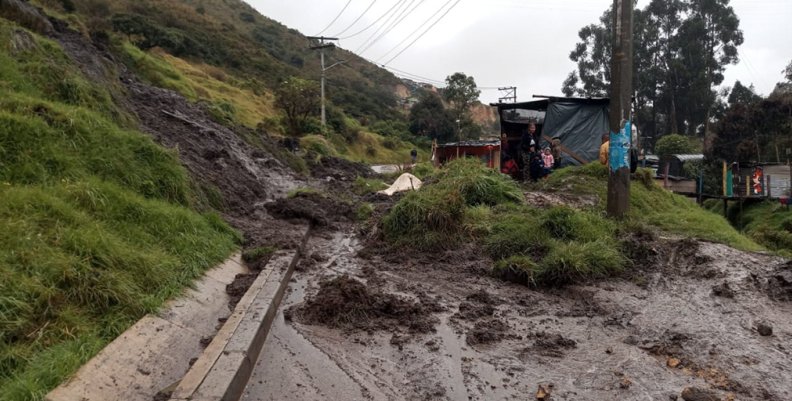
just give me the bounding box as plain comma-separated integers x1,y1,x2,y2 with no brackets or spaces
501,122,560,182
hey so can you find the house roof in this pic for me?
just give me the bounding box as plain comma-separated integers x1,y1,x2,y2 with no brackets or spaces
490,96,610,110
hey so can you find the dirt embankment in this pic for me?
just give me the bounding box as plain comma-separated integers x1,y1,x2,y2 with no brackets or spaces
49,20,310,251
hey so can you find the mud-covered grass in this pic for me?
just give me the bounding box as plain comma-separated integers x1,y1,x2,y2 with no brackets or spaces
542,163,761,252
0,21,240,400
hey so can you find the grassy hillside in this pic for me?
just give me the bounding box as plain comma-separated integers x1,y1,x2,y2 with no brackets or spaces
708,200,792,256
0,18,239,401
32,0,403,123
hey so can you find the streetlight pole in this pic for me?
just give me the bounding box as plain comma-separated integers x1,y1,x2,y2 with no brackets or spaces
456,119,461,158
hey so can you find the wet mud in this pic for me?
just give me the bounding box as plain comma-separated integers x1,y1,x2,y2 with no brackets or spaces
243,229,792,401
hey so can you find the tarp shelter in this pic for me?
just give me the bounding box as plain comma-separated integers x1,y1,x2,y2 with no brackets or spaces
433,140,501,170
492,97,610,166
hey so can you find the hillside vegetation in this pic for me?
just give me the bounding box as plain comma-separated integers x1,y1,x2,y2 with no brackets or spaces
0,18,239,400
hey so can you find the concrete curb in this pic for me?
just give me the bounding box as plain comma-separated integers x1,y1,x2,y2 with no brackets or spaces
46,254,249,401
169,231,309,401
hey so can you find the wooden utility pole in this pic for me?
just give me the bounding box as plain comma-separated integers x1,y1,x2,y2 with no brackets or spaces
606,0,633,218
307,36,341,128
498,87,517,103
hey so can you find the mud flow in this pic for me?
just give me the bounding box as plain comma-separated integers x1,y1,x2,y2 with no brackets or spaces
242,230,792,401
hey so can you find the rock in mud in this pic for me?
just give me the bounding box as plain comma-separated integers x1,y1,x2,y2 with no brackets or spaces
680,386,720,401
757,322,773,336
292,274,438,333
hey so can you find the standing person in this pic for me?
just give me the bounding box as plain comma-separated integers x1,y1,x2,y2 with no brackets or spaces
599,133,610,165
410,148,418,164
551,137,562,168
519,123,537,175
542,147,554,176
500,133,510,162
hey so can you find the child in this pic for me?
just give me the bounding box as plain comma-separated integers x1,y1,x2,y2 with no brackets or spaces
542,147,554,175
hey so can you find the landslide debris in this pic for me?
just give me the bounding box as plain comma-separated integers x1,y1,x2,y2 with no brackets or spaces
291,274,438,333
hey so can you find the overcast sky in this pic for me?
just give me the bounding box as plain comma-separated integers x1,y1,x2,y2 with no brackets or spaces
247,0,791,103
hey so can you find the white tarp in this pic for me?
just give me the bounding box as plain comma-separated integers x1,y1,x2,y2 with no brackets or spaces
377,173,422,196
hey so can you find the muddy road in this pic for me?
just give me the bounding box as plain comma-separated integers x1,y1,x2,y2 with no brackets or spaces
241,227,792,401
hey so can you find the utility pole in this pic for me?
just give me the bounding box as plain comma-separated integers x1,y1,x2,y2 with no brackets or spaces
606,0,633,218
307,36,341,128
498,86,517,103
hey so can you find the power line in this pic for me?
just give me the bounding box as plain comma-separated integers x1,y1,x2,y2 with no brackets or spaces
381,0,463,66
355,0,408,52
331,0,378,37
339,0,406,39
358,0,427,55
356,0,415,54
375,0,456,63
314,0,353,36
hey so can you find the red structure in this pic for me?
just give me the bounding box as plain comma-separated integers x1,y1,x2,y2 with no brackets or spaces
432,140,501,170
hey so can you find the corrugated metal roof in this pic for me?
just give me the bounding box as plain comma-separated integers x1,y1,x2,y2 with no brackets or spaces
671,154,704,162
438,140,500,148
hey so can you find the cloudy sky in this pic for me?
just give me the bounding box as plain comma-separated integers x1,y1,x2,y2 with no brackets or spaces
247,0,791,103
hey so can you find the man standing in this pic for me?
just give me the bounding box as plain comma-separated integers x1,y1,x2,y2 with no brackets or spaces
599,133,610,165
410,148,418,164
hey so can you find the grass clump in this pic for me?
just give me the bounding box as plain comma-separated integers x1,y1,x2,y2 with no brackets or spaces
382,159,628,286
242,246,276,265
383,159,521,250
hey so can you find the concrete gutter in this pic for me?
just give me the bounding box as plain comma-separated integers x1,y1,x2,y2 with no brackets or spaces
46,254,249,401
47,225,310,401
169,235,308,401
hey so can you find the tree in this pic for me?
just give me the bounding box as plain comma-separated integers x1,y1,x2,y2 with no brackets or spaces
443,73,480,120
562,0,743,138
785,60,792,82
655,134,697,158
408,92,455,142
727,81,761,106
274,77,320,137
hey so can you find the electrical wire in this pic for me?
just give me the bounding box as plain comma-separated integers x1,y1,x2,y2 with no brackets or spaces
375,0,456,62
355,0,411,53
340,0,406,39
331,0,378,37
381,0,463,66
314,0,353,36
358,0,427,55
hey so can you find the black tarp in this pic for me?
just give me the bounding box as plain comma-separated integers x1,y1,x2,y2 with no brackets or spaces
542,101,609,166
493,97,609,166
